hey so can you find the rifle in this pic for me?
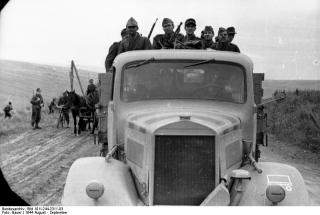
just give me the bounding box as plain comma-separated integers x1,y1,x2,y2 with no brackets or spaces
147,18,158,40
170,22,183,48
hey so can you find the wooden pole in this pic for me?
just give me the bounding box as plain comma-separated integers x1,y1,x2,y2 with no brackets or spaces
69,61,74,91
71,60,85,97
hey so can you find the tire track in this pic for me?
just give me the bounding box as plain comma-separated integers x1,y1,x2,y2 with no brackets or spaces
0,125,100,205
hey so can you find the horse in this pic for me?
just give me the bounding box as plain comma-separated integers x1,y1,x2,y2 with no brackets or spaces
66,90,98,136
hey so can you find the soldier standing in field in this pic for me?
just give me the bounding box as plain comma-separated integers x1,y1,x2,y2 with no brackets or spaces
105,28,127,72
176,18,202,49
30,88,44,129
118,17,152,54
227,26,241,53
201,26,216,49
3,102,13,119
152,18,184,49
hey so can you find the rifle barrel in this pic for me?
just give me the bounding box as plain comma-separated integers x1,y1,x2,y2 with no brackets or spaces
147,18,158,40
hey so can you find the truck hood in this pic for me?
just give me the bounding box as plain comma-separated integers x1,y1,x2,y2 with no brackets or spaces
125,107,240,135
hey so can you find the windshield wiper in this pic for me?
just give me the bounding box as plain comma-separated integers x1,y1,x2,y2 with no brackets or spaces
184,58,216,68
127,57,155,69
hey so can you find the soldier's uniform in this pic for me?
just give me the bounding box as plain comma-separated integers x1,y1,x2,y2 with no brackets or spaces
105,28,127,72
215,42,240,52
152,18,184,49
228,43,240,53
118,18,152,54
201,26,216,49
177,18,202,49
180,34,202,49
30,88,44,129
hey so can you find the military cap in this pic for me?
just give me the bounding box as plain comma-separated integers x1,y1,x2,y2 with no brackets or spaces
162,18,174,27
126,17,138,27
218,27,226,34
36,88,41,92
203,26,214,33
185,18,196,26
120,28,127,36
227,26,236,34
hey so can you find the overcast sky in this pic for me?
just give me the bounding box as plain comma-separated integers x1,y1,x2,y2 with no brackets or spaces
0,0,319,79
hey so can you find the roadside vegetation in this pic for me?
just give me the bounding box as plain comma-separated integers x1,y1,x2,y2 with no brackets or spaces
266,89,320,153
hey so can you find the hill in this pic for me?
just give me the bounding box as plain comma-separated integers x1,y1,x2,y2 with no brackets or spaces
0,59,98,111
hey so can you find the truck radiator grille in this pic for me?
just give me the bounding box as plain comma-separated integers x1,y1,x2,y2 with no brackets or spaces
154,135,215,205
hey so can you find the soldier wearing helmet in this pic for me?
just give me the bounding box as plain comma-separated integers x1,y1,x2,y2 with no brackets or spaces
201,26,216,49
152,18,184,49
105,28,127,72
118,17,152,54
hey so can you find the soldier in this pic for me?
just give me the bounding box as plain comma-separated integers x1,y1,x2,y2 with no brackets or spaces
215,28,240,53
215,27,225,43
105,28,127,72
118,17,152,54
48,98,55,114
30,88,44,129
3,102,13,118
58,91,70,127
86,79,96,96
176,18,202,49
227,26,241,53
152,18,184,49
201,26,216,49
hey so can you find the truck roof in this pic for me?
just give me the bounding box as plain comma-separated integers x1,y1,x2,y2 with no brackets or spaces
114,50,253,70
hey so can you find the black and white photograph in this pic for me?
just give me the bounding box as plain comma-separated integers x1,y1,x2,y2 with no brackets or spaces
0,0,319,209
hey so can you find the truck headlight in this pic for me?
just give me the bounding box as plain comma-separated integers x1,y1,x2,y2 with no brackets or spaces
266,184,286,205
86,180,105,200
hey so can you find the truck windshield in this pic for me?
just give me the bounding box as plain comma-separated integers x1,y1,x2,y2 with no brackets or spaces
121,61,246,103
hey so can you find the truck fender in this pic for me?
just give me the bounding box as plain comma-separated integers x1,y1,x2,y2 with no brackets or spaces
61,157,141,205
238,162,309,206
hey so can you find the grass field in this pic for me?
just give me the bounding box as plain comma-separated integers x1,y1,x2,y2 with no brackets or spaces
0,59,98,111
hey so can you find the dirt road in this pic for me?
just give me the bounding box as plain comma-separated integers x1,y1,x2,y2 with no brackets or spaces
0,123,100,205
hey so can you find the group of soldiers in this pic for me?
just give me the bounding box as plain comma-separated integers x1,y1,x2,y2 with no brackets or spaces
105,17,240,71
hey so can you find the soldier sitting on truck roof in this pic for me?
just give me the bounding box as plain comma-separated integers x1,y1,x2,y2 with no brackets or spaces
227,26,241,53
201,26,216,49
176,18,202,49
152,18,184,49
215,28,240,53
215,27,224,43
118,17,152,54
105,28,127,72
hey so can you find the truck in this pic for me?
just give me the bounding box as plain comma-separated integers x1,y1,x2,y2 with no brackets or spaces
61,50,309,206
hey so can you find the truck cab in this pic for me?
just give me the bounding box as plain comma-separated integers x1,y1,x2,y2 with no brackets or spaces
61,50,309,206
